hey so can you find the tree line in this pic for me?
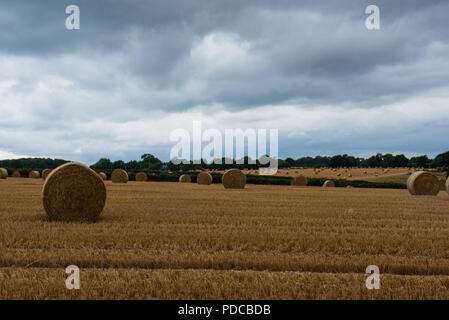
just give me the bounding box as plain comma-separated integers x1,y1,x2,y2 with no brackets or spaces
1,151,448,171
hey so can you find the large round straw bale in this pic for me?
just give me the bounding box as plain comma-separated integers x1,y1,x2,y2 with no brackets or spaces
439,178,446,191
42,162,106,222
197,172,213,185
12,170,21,178
179,174,191,183
0,168,7,179
98,172,107,181
111,169,128,183
29,171,40,179
136,172,148,182
291,175,307,186
406,171,439,196
42,169,52,180
222,169,246,189
323,180,335,188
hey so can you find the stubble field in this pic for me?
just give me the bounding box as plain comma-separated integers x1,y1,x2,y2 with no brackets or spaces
1,178,449,299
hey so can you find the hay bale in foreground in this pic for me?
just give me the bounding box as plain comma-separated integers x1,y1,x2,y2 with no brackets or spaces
12,171,21,177
197,172,213,185
42,169,52,180
42,162,106,222
179,174,191,183
406,171,439,196
98,172,107,181
323,180,335,188
29,171,40,179
111,169,128,183
222,169,246,189
0,168,8,179
291,175,307,186
136,172,148,182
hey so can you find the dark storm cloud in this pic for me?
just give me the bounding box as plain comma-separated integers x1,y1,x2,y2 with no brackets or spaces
1,0,449,109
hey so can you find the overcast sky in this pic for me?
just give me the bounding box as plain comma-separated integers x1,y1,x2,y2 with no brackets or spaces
1,0,448,164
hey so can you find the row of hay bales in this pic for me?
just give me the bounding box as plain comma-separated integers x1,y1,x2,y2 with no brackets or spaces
104,168,246,189
290,172,449,194
41,164,247,222
0,168,52,179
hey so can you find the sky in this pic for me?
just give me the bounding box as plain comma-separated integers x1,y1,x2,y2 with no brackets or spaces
1,0,448,164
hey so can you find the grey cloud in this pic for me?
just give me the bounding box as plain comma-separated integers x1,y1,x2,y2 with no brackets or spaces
1,0,449,162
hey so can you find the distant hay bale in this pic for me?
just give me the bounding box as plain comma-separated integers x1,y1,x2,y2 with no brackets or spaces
12,170,21,178
0,168,8,179
197,172,213,185
42,162,106,222
42,169,52,180
111,169,128,183
98,172,107,181
406,171,439,196
222,169,246,189
179,174,191,183
440,178,446,191
29,171,40,179
346,185,353,188
291,175,307,186
136,172,148,182
323,180,335,188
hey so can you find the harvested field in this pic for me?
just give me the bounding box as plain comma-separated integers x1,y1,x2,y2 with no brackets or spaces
1,178,449,299
271,168,414,181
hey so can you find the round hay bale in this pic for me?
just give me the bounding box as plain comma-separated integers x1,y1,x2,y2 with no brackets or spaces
222,169,246,189
136,172,148,182
29,171,40,179
179,174,191,183
323,180,335,188
439,178,446,191
406,171,439,196
291,175,307,186
98,172,107,181
42,162,106,222
346,185,353,188
197,172,213,185
42,169,52,180
111,169,128,183
0,168,8,179
12,170,21,178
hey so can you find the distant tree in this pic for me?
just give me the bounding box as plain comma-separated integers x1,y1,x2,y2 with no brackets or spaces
409,155,430,168
431,151,449,168
392,154,409,167
285,157,295,167
10,159,23,169
141,154,162,168
90,158,112,170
